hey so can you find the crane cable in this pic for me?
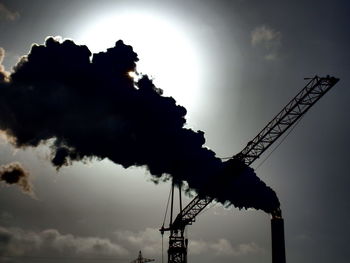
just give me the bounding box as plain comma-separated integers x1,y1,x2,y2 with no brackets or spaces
161,234,164,263
255,115,304,171
162,186,172,228
219,116,305,168
161,185,172,263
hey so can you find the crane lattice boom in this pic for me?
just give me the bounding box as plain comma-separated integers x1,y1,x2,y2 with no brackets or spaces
161,75,339,263
166,75,339,232
235,75,339,166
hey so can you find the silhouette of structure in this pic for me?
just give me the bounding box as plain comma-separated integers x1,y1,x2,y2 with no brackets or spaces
160,75,339,263
271,211,286,263
130,251,155,263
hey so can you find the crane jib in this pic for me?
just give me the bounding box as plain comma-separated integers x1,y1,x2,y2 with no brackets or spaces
164,75,339,232
161,75,339,263
236,75,339,166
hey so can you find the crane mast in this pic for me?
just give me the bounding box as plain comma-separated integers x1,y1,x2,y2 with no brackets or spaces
160,75,339,263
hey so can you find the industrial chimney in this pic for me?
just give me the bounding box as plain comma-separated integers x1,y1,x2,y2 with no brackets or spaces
271,209,286,263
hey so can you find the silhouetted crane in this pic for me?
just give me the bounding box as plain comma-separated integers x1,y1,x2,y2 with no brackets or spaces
131,251,155,263
160,75,339,263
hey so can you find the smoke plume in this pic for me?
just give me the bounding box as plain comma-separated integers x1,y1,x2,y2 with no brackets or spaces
0,37,279,213
0,162,34,196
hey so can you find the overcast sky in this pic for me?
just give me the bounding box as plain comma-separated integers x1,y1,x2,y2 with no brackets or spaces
0,1,349,263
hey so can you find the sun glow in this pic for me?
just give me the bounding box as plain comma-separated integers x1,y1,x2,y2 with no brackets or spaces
76,11,203,114
128,71,138,79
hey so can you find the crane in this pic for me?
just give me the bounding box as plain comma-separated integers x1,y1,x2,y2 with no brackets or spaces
130,251,155,263
160,75,339,263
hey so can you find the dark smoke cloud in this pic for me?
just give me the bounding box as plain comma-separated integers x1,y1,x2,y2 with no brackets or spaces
0,37,279,213
0,162,34,196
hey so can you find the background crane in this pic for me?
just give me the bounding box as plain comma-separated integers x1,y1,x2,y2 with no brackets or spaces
131,251,155,263
160,75,339,263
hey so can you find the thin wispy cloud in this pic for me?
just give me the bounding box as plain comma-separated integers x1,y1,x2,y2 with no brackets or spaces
0,226,129,259
115,228,160,256
0,3,20,22
190,238,265,256
0,47,6,79
115,228,265,258
251,25,282,60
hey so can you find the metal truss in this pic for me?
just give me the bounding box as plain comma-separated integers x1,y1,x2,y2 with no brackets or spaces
234,75,339,166
163,75,339,263
168,230,188,263
172,196,213,229
169,75,339,235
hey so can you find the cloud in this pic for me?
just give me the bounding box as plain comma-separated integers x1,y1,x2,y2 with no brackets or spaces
187,238,266,256
0,226,129,259
188,239,208,254
0,3,19,22
0,47,9,82
0,48,4,65
251,25,282,60
114,228,264,258
115,228,160,256
0,226,264,261
0,47,4,72
189,238,264,256
209,239,265,256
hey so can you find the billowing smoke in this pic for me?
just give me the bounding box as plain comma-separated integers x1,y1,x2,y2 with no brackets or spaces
0,38,279,213
0,162,34,196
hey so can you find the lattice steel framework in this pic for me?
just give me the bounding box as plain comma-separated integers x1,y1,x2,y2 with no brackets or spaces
167,229,187,263
234,75,339,166
162,75,339,263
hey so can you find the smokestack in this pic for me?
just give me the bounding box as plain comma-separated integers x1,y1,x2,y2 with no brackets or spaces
271,209,286,263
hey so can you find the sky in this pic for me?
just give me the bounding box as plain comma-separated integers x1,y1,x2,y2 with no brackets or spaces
0,1,349,263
